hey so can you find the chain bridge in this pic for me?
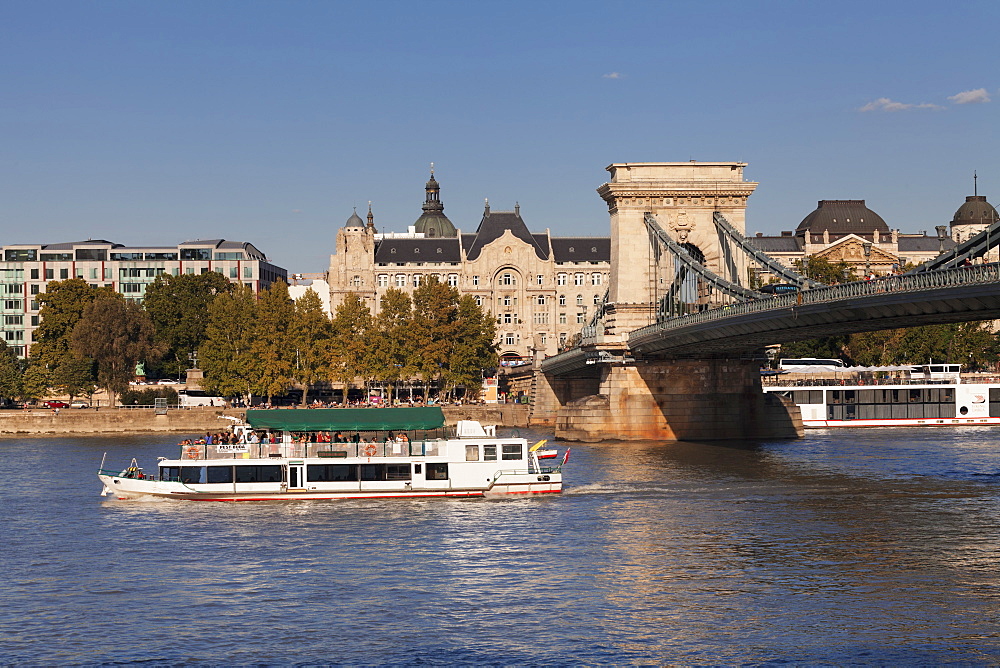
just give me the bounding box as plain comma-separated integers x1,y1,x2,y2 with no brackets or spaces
533,162,1000,442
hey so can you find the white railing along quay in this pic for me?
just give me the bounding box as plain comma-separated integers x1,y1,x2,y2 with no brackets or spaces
631,264,1000,341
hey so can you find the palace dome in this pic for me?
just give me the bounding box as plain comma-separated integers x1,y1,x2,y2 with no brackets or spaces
344,209,365,228
796,200,889,235
951,196,999,226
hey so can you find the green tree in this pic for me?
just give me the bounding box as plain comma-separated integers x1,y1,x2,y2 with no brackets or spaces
0,340,22,404
290,288,333,405
368,288,413,402
409,277,459,398
71,293,161,405
251,280,295,402
200,285,259,403
446,294,498,400
143,272,234,378
33,278,107,391
793,256,857,284
19,360,50,404
329,294,373,404
50,357,97,400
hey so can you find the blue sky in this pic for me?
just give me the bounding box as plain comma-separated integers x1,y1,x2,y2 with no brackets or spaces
2,0,997,272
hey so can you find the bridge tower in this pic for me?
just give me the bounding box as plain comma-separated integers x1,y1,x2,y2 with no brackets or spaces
596,162,758,339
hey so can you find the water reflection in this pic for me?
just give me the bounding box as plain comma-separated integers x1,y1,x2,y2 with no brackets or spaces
4,429,1000,663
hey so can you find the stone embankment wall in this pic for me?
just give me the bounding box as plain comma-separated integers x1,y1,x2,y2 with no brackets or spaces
0,404,530,436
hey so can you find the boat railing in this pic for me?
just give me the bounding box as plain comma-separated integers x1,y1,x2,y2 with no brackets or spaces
177,439,449,461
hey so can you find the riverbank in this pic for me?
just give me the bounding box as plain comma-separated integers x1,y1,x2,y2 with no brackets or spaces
0,404,530,436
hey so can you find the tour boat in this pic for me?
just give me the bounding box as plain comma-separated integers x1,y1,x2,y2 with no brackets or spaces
763,364,1000,428
98,407,565,501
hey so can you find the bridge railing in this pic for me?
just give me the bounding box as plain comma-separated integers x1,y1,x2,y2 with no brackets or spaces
632,263,1000,340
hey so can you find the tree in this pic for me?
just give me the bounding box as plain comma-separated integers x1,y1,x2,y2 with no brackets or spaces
0,340,22,404
19,360,49,405
71,294,161,405
143,272,234,378
200,285,259,403
33,278,107,391
329,294,373,404
409,277,459,398
290,288,332,405
447,294,498,400
368,288,413,403
251,280,295,403
793,256,856,285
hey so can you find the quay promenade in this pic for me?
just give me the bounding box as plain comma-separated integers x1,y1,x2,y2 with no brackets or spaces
0,404,530,436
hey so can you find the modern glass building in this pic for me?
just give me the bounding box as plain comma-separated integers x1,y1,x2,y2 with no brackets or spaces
0,238,286,356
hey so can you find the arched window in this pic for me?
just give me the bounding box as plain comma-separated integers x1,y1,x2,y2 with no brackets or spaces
499,272,516,286
559,294,566,306
576,294,584,306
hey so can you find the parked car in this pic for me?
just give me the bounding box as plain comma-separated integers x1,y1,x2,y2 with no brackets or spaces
43,401,69,408
157,379,179,385
70,401,90,409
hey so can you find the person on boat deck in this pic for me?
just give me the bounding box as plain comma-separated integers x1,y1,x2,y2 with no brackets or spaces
351,433,361,444
334,431,346,443
205,433,213,445
249,431,260,444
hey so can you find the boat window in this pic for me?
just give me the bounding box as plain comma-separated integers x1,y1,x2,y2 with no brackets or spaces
235,465,283,483
501,444,522,460
426,463,448,480
386,464,411,481
161,466,179,481
308,464,357,482
180,467,204,484
483,445,497,461
414,464,422,475
465,445,479,461
207,466,233,484
360,464,383,481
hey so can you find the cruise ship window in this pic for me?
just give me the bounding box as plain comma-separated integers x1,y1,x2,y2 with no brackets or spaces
426,463,448,480
465,445,479,461
483,445,497,461
501,444,522,460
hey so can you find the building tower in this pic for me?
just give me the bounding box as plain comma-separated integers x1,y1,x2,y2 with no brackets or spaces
412,164,457,238
329,207,377,311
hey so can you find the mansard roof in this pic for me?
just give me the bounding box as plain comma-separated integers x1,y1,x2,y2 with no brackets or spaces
374,237,462,264
897,235,956,252
746,236,803,253
466,209,548,261
550,238,611,263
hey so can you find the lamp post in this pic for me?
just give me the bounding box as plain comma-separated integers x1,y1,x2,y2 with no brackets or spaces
862,241,872,278
936,225,949,255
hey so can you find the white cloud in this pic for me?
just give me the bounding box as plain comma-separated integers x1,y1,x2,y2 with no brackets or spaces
948,88,991,105
602,72,622,79
859,97,943,112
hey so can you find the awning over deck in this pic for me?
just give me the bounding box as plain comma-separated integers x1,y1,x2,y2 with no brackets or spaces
245,407,446,432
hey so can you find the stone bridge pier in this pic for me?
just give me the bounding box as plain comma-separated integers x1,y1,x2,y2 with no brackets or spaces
532,359,800,441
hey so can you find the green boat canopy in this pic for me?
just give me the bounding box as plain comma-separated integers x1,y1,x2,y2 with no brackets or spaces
245,407,446,432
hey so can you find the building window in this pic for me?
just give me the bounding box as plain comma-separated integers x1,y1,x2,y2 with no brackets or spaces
377,274,389,287
502,313,513,324
577,313,586,324
30,269,38,280
557,273,567,286
413,274,422,287
474,296,482,306
559,313,567,324
244,266,253,279
472,275,479,286
591,273,602,286
395,274,406,287
559,295,566,306
44,269,53,280
4,315,23,325
351,275,362,287
505,333,516,346
533,312,549,325
448,274,458,287
30,315,38,326
536,275,544,285
230,267,238,278
499,272,516,286
574,273,584,286
536,295,546,306
576,295,584,306
502,295,512,307
4,300,22,310
593,294,601,305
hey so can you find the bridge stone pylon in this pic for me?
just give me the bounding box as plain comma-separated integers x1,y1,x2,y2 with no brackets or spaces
596,162,758,339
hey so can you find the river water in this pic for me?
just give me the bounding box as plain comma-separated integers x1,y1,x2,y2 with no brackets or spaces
3,427,1000,665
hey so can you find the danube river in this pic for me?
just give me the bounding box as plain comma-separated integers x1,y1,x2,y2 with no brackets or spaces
4,427,1000,664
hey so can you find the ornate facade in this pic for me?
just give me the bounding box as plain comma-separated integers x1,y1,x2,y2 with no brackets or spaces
749,191,1000,277
326,171,611,360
